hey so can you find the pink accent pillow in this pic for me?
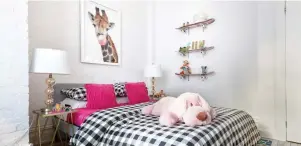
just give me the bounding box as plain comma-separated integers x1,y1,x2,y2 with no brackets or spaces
125,82,150,104
85,84,118,109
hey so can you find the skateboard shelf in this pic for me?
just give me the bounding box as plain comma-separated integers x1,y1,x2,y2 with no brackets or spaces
178,46,214,56
176,18,215,32
175,71,215,81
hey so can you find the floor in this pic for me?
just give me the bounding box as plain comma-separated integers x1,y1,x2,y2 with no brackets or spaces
259,138,301,146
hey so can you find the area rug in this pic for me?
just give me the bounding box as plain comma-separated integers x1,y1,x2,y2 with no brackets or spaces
257,139,273,146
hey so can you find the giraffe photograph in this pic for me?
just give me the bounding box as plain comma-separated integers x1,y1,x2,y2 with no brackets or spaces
80,0,121,65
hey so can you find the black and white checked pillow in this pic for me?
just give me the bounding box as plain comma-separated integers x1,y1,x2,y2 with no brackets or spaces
113,82,127,97
61,87,87,101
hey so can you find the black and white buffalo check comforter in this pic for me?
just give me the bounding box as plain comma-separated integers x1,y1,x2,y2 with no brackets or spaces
70,102,260,146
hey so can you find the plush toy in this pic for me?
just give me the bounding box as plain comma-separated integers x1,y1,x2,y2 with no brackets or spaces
179,60,191,75
141,96,176,116
182,106,216,126
141,92,215,126
154,90,166,98
179,47,188,55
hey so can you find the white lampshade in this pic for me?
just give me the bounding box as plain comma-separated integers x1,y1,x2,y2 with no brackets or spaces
144,64,162,78
30,48,70,74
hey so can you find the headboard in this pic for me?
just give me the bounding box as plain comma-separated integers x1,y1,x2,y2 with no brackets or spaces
53,83,84,104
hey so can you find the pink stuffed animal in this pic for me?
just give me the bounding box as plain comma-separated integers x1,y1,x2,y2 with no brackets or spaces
182,106,216,126
141,92,216,126
141,96,176,116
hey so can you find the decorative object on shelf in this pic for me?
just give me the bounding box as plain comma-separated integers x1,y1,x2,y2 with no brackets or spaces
177,60,191,80
199,40,205,49
191,42,195,50
201,66,207,74
175,65,215,81
144,64,162,97
81,0,121,65
30,48,70,114
176,18,215,33
177,41,213,56
181,60,192,75
178,42,191,55
200,66,215,81
179,46,189,55
193,12,209,23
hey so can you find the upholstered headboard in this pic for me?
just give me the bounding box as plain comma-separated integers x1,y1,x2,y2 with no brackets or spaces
53,83,84,104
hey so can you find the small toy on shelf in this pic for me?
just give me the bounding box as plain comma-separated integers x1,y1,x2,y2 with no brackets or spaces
199,40,205,49
192,42,195,50
179,47,189,55
201,66,207,74
200,66,215,81
178,42,191,55
178,60,191,79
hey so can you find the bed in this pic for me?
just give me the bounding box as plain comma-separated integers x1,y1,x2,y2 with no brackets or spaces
54,84,261,146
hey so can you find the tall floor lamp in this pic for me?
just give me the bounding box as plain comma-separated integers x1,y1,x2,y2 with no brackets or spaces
30,48,70,114
144,64,162,97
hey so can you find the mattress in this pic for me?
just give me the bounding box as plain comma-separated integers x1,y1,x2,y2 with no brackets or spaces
70,102,261,146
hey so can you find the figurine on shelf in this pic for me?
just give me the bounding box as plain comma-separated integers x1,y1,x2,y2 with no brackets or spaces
199,40,205,49
179,47,188,55
179,42,191,55
154,90,166,98
179,60,191,78
201,66,207,74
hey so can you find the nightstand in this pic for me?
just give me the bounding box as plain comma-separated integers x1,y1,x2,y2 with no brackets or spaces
32,109,77,146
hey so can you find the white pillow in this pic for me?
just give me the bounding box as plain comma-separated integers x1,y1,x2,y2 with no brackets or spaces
60,98,87,109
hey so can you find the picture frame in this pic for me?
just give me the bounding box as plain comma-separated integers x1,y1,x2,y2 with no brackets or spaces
80,0,121,65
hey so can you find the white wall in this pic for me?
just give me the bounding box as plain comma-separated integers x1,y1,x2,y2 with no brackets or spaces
28,0,287,141
152,1,286,140
286,1,301,143
28,0,148,126
0,0,29,145
255,2,286,140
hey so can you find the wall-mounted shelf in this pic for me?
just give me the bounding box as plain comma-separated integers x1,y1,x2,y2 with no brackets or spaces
178,46,214,56
176,18,215,33
175,71,215,81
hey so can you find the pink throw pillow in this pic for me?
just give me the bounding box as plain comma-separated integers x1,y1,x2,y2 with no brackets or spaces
85,84,118,109
125,82,150,104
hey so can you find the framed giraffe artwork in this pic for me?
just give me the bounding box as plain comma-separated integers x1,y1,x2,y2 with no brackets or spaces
80,0,121,65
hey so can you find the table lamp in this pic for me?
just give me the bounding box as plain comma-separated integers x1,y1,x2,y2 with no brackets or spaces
144,64,162,97
30,48,70,114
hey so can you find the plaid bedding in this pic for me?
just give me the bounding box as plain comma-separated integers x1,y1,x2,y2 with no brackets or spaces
70,102,260,146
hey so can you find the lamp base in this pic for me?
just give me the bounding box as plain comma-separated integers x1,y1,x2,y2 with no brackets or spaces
40,107,52,115
43,73,55,115
151,77,156,97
